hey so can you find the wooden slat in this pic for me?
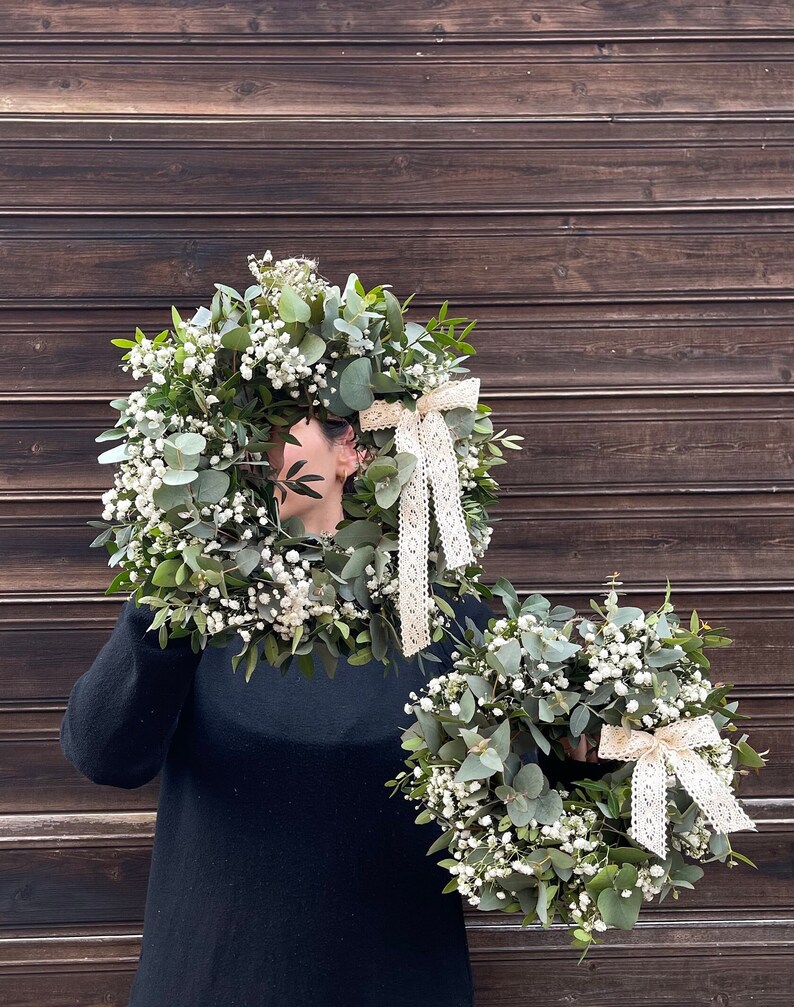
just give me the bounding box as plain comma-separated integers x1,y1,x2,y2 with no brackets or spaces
1,212,793,304
467,946,791,1006
2,394,794,493
0,799,786,847
3,138,794,212
4,504,794,595
0,706,783,811
2,302,792,395
2,3,793,38
0,42,793,116
0,923,792,1006
0,830,786,928
485,507,794,592
1,589,793,699
3,116,794,145
0,812,155,848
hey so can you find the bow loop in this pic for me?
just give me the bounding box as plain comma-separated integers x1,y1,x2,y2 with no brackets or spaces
597,714,757,858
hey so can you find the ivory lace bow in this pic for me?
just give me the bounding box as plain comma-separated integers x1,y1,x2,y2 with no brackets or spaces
597,714,757,859
358,376,480,657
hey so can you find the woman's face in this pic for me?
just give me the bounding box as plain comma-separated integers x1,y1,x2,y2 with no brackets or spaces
265,416,357,533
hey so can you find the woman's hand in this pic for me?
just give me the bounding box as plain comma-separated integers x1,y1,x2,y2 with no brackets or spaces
561,734,601,763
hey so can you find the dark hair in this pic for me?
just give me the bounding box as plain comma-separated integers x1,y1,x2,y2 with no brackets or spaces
318,416,359,495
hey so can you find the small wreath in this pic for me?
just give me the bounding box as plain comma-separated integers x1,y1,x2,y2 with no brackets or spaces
389,574,766,955
90,251,522,679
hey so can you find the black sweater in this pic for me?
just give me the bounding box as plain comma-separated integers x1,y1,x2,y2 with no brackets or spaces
60,591,495,1007
60,591,608,1005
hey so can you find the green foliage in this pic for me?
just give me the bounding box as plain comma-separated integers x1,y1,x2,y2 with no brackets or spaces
93,252,524,678
393,573,765,960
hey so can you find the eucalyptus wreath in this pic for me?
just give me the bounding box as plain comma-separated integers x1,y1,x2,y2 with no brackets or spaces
89,251,522,679
388,574,766,955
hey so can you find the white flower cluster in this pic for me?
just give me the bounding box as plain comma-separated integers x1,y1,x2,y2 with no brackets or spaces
670,813,713,860
582,617,646,694
400,355,458,390
248,250,381,369
247,250,328,304
421,764,482,826
581,610,714,730
362,551,399,604
458,439,484,491
405,667,470,716
638,862,668,899
470,523,493,560
539,808,601,859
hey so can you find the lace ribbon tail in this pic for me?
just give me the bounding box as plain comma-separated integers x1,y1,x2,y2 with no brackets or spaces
631,751,669,859
666,749,758,838
394,411,431,657
421,411,475,571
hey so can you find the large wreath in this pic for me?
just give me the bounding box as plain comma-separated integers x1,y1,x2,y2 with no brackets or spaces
389,574,766,955
89,251,522,679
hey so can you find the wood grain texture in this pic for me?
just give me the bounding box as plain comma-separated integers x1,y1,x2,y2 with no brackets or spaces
0,41,793,115
1,922,792,1006
0,828,785,928
2,213,794,304
2,5,793,1003
2,3,793,37
2,302,792,393
3,137,794,212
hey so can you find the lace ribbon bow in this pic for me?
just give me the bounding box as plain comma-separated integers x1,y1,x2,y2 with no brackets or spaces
358,376,480,657
597,714,757,859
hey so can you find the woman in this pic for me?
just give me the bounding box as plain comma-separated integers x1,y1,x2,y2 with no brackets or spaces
60,414,499,1007
61,412,606,1005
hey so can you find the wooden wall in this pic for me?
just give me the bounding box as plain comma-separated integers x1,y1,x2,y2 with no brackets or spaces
1,3,793,1003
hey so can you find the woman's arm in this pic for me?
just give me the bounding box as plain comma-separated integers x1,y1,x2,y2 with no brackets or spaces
59,599,203,790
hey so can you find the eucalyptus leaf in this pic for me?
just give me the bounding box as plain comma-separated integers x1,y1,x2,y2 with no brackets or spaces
495,638,521,677
513,762,544,800
457,688,476,723
341,545,375,580
374,477,402,509
597,887,642,930
219,326,252,351
334,520,382,549
232,548,263,578
278,285,311,324
173,432,206,454
569,703,591,737
298,331,327,366
152,558,182,587
97,441,130,464
193,468,231,505
647,646,687,668
338,356,374,411
162,468,199,485
455,753,496,783
365,458,399,483
533,789,564,826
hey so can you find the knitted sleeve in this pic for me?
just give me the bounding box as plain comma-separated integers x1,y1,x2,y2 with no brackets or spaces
59,598,203,790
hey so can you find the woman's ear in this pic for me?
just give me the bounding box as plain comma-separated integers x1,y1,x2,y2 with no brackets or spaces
337,422,362,482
